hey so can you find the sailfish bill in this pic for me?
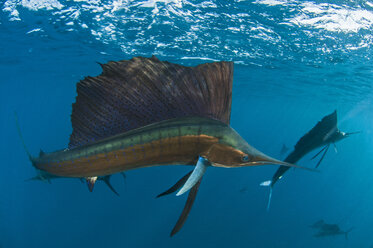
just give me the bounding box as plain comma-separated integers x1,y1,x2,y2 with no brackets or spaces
21,56,308,235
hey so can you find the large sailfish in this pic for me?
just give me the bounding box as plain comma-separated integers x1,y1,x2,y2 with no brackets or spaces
22,56,305,235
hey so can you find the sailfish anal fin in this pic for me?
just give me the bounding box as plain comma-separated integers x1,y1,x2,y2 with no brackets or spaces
100,175,120,196
69,56,233,148
86,176,97,192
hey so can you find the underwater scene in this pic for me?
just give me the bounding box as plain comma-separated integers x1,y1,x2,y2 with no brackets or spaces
1,0,373,247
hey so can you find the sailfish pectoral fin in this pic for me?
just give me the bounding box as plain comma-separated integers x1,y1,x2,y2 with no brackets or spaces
315,144,329,169
157,170,193,198
176,157,209,196
171,177,202,237
311,145,328,160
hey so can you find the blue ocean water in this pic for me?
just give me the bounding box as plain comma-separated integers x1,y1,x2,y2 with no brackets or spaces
1,0,373,247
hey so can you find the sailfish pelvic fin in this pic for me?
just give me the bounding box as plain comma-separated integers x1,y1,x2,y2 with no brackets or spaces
157,170,193,198
171,177,202,237
315,145,329,168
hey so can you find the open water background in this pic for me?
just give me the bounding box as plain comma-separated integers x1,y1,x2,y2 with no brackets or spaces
1,0,373,247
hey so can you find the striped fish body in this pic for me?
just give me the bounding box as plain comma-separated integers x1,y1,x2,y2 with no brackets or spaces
32,117,240,178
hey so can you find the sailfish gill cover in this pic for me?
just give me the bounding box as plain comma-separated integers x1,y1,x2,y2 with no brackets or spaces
1,1,373,248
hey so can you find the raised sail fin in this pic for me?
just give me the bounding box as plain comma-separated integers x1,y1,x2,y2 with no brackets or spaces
69,56,233,148
294,110,337,152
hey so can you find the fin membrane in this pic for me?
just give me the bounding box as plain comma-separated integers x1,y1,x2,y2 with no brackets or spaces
177,157,209,196
86,177,97,192
100,175,119,196
69,56,233,148
311,145,328,160
315,145,329,168
171,177,202,237
260,180,272,187
266,187,273,211
157,170,193,198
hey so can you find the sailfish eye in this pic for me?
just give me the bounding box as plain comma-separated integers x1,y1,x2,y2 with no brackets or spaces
241,154,249,162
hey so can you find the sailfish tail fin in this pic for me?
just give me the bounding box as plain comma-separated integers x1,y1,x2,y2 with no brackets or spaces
260,180,273,211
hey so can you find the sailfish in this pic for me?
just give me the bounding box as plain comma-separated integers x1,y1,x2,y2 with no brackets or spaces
261,110,358,210
20,56,308,236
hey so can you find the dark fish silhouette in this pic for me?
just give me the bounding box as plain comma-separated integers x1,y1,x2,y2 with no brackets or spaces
279,144,289,156
261,110,358,210
312,222,353,240
309,219,325,229
17,56,308,236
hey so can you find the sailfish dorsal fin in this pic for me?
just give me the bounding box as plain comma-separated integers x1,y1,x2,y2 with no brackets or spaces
69,56,233,148
294,110,338,151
